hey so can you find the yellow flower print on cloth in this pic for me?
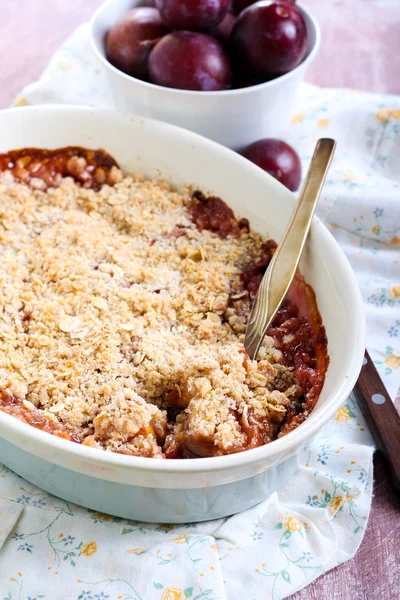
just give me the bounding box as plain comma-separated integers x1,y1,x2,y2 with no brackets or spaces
284,515,303,533
172,534,191,544
90,512,113,522
290,112,304,124
80,541,98,557
161,588,184,600
385,354,400,370
376,108,400,122
334,404,355,422
391,286,400,298
126,547,145,555
329,496,344,516
13,96,30,107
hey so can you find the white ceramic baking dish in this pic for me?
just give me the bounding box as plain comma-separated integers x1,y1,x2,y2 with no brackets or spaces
0,106,365,523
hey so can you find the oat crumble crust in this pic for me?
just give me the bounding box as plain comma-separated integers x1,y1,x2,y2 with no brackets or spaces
0,166,316,459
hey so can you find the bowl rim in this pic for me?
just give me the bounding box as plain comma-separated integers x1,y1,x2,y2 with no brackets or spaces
0,105,365,478
89,0,321,98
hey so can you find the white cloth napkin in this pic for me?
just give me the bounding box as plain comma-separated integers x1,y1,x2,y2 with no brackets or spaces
1,22,399,600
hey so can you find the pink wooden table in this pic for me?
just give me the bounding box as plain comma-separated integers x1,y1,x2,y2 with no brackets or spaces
1,1,399,598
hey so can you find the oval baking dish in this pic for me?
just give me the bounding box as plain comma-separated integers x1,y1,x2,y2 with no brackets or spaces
0,106,365,522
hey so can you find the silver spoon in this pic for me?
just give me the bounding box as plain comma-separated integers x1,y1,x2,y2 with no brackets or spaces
244,138,336,360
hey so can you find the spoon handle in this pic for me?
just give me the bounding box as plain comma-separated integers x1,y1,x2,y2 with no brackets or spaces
244,138,336,360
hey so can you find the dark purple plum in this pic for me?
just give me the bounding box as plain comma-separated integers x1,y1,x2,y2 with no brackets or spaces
155,0,230,31
209,13,236,45
242,139,302,191
231,2,308,77
106,8,169,79
149,31,232,91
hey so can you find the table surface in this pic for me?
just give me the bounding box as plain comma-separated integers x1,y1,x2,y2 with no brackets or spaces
1,1,399,598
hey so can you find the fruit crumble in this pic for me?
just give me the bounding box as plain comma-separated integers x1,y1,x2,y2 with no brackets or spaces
0,147,327,458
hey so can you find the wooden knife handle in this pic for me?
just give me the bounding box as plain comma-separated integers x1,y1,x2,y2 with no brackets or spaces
354,350,400,497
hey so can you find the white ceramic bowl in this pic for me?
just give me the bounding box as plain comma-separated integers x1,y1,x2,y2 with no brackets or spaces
0,106,364,523
90,0,320,149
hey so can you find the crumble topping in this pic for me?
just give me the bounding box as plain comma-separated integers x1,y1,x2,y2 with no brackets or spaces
0,155,326,458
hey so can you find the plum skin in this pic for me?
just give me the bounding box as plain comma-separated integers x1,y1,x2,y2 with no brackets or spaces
155,0,231,32
106,8,169,79
209,12,237,45
148,31,232,91
231,1,308,77
242,139,302,191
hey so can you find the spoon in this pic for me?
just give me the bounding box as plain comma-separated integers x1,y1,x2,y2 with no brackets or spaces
244,137,336,360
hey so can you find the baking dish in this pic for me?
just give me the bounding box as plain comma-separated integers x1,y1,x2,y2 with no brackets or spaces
0,106,365,522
